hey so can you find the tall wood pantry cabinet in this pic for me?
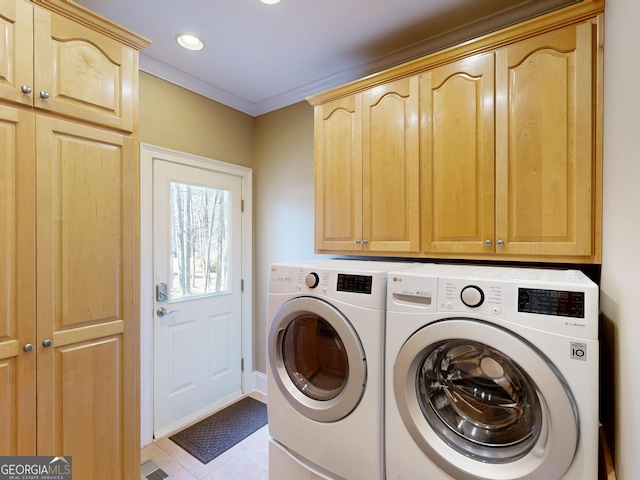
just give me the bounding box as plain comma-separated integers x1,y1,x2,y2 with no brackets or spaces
0,0,149,478
309,0,604,264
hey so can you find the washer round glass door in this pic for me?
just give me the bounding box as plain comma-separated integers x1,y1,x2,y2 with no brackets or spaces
269,297,366,422
394,319,579,480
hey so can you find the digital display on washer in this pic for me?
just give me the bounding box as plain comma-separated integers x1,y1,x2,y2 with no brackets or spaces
337,274,373,294
518,288,585,318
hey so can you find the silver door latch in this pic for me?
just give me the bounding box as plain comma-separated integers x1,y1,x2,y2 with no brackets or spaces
157,307,178,317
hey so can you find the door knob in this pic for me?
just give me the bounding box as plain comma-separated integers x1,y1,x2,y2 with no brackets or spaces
157,307,178,317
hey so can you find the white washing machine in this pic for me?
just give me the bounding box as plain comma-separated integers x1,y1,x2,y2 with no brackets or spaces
267,259,413,480
385,263,599,480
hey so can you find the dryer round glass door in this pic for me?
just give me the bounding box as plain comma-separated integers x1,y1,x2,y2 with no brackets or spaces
282,314,348,401
269,297,366,422
394,319,579,480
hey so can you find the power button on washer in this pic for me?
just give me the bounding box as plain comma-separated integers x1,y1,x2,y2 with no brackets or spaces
492,306,501,315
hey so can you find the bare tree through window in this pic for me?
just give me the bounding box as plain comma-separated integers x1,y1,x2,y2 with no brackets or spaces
170,181,230,299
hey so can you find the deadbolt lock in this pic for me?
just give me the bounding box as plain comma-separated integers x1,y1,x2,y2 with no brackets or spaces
156,283,168,302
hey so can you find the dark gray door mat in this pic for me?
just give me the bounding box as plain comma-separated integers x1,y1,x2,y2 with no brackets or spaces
169,397,268,464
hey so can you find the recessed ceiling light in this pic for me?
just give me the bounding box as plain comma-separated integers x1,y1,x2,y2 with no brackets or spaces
261,0,280,4
176,34,205,51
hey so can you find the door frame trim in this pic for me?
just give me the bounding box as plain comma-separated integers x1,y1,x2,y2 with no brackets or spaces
139,143,253,446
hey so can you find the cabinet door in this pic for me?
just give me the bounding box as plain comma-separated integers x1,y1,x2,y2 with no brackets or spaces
0,105,36,455
35,116,138,478
33,7,136,131
421,53,495,254
362,77,420,253
314,95,363,252
495,21,595,257
0,0,33,107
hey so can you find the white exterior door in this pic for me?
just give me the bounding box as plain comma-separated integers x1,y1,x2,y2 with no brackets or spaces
152,158,243,437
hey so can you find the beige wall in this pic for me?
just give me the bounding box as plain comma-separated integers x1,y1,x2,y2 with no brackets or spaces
253,101,325,373
139,72,254,168
600,0,640,478
138,76,318,375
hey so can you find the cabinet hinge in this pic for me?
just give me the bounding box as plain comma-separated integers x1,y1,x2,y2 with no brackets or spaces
241,358,244,372
241,279,244,292
241,199,244,212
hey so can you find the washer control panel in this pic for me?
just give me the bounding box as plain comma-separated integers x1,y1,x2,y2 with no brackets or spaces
305,272,320,289
387,264,599,339
440,278,504,316
460,285,485,308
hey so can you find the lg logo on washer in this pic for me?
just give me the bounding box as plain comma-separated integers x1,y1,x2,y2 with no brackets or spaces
571,342,588,361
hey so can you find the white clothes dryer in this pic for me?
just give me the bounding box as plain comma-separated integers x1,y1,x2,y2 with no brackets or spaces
267,259,412,480
385,264,599,480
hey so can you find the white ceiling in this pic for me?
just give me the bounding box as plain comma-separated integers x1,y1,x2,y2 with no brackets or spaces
75,0,577,117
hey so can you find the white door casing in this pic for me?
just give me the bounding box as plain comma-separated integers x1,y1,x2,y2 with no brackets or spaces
140,144,253,445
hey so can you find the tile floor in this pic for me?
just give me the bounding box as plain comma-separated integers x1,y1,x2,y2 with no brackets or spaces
141,395,268,480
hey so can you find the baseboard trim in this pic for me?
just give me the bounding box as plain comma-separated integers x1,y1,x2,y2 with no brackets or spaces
253,371,267,397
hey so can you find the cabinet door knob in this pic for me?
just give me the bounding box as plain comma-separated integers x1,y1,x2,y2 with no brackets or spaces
39,90,50,99
362,240,368,245
497,239,505,247
485,240,492,247
42,339,53,348
21,85,32,94
354,239,361,245
23,343,34,352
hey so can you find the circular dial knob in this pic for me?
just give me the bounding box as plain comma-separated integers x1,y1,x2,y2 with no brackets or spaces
305,272,320,289
460,285,485,308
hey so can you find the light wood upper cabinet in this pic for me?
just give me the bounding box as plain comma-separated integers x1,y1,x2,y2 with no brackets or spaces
421,53,495,254
310,2,603,263
33,7,136,131
0,0,33,107
315,77,420,254
314,95,363,252
495,21,596,258
362,77,420,254
0,0,138,132
422,19,598,260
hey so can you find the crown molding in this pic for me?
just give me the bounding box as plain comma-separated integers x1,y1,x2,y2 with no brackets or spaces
139,0,586,117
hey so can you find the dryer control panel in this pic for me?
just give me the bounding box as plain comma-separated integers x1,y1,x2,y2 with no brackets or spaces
269,260,414,310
